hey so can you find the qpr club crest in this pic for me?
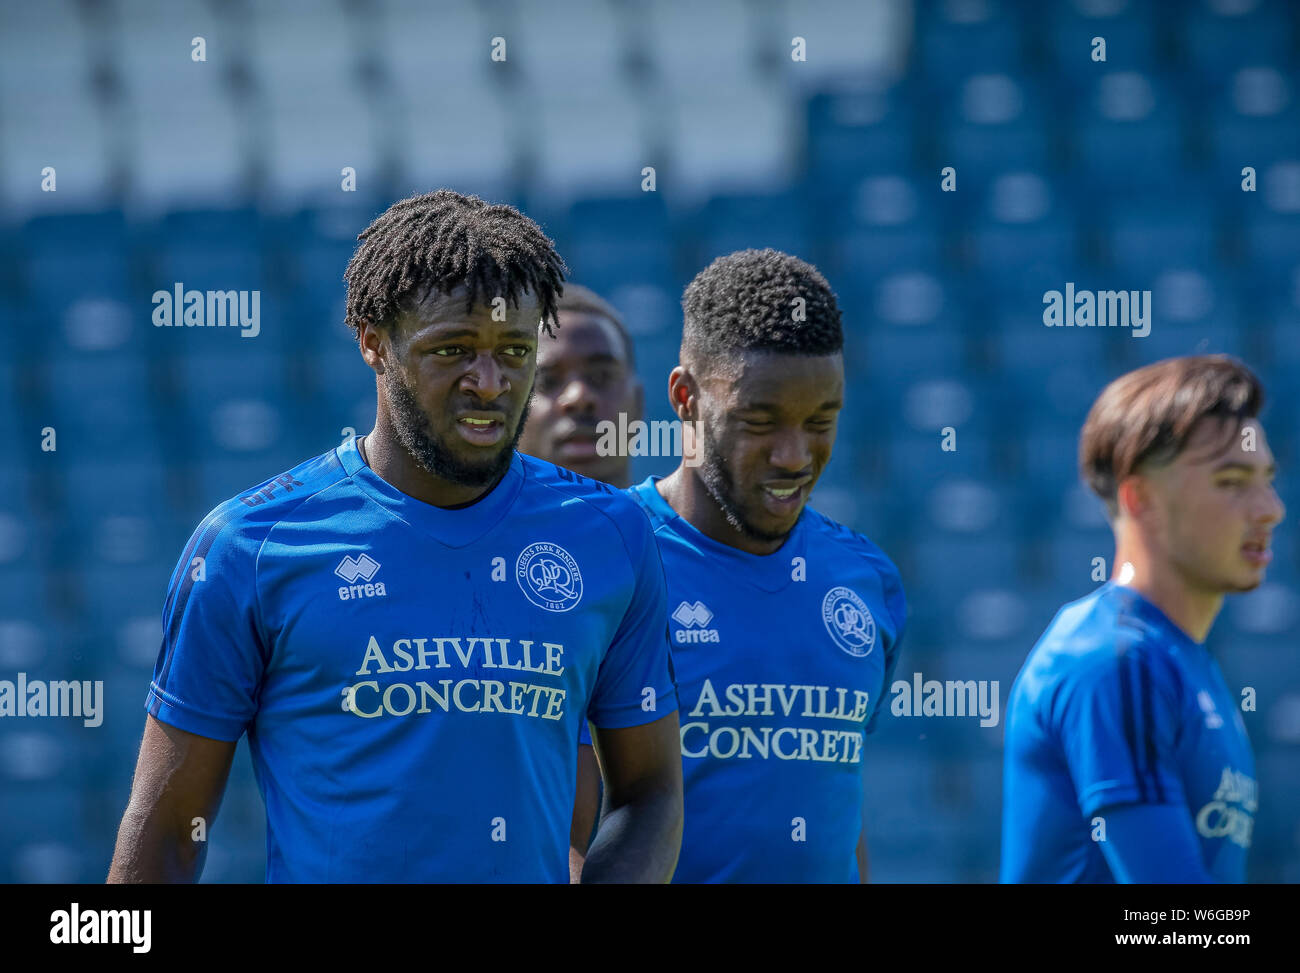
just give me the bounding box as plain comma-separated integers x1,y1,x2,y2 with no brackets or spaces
516,542,584,613
821,586,876,658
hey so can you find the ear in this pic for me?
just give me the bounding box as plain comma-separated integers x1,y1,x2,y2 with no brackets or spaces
1116,475,1148,520
668,365,695,422
358,319,389,376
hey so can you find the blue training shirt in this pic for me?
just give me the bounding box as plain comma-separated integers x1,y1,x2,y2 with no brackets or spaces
148,437,677,883
1001,581,1256,883
580,476,906,883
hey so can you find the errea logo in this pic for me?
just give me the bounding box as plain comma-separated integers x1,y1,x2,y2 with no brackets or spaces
336,554,386,601
672,600,720,644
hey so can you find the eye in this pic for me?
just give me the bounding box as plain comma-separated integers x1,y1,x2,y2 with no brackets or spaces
502,345,532,361
432,345,464,357
584,366,619,390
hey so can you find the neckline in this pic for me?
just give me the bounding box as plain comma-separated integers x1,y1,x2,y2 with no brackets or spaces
338,435,524,548
1106,581,1205,650
633,475,808,593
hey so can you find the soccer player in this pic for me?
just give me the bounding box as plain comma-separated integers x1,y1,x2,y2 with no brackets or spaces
107,190,682,884
518,283,643,488
570,249,907,883
514,283,642,872
1001,355,1283,883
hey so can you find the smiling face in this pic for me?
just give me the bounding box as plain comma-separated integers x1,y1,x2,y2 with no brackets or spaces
373,284,541,488
516,309,642,485
687,349,844,545
1131,417,1285,595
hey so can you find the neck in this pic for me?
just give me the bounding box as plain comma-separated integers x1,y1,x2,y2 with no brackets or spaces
360,415,500,509
657,466,787,556
1112,538,1223,644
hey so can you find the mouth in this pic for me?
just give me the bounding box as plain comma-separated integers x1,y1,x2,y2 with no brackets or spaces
759,480,809,516
456,413,507,447
1241,538,1273,568
555,426,603,460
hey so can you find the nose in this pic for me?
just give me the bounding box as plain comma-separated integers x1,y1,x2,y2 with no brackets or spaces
463,351,509,402
1263,484,1286,528
768,427,812,473
555,376,596,415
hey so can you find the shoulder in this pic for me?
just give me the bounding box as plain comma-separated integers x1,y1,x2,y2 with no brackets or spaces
517,455,655,559
804,507,906,610
1023,588,1182,711
185,446,353,568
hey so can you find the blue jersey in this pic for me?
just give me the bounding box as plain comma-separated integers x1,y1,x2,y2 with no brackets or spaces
1001,582,1256,883
596,477,906,883
148,437,676,883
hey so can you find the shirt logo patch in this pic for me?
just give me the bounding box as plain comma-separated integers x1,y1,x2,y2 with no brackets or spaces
671,600,720,643
517,542,584,613
821,586,876,658
672,600,713,628
335,553,381,583
335,554,386,601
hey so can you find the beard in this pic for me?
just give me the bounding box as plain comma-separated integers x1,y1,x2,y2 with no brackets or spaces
696,419,792,545
384,369,530,489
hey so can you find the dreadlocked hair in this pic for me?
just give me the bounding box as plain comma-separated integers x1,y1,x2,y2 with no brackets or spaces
343,189,568,340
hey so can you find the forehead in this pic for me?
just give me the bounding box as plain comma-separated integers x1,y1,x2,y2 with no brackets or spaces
706,350,844,407
536,311,628,366
1177,416,1274,467
398,283,542,336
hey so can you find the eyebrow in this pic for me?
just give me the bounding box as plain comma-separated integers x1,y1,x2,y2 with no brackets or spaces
736,399,843,413
1211,461,1277,475
420,327,537,342
539,352,622,367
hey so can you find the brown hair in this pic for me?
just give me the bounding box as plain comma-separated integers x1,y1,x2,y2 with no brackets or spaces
1080,355,1264,514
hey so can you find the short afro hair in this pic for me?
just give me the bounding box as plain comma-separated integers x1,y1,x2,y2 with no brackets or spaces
681,248,843,362
344,189,567,340
556,282,635,367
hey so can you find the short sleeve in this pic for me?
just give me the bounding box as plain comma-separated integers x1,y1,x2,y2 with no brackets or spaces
586,515,677,730
865,566,907,734
146,510,269,741
1053,641,1185,817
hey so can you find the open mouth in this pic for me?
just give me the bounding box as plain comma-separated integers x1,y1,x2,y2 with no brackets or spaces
1242,539,1272,567
456,414,506,446
760,481,807,513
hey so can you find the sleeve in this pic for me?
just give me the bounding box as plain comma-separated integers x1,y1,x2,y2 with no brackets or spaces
865,565,907,734
1094,802,1215,883
1052,640,1186,817
145,511,269,741
586,513,678,730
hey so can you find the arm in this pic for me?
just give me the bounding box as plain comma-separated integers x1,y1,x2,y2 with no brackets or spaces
579,710,683,884
1093,802,1215,884
568,741,602,883
856,750,870,883
107,716,238,883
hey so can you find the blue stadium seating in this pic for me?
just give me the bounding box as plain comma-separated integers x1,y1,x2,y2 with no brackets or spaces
4,0,1298,884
